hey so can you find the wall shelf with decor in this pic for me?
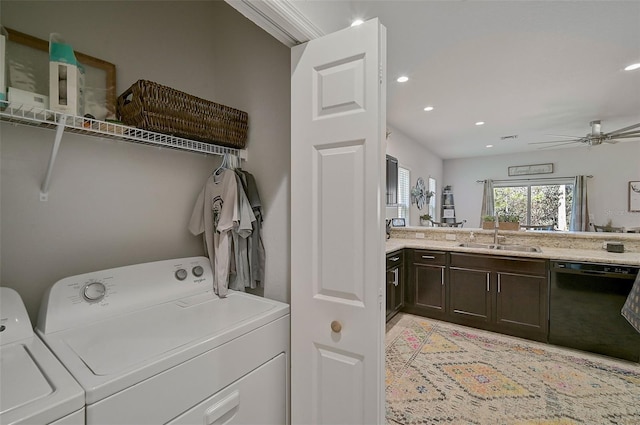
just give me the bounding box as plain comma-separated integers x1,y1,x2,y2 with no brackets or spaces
0,101,247,200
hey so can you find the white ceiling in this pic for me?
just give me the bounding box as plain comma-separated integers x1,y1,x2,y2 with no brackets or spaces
288,1,640,159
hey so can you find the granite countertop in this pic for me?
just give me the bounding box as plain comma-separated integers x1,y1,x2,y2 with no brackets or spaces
386,238,640,266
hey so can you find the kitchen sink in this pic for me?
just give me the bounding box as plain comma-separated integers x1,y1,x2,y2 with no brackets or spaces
458,243,497,249
494,244,542,253
458,243,542,253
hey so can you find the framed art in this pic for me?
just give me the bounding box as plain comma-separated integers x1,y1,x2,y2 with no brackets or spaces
508,163,553,176
391,218,406,227
5,27,116,119
629,181,640,212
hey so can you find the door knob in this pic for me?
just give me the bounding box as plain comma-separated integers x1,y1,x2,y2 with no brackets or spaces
331,320,342,333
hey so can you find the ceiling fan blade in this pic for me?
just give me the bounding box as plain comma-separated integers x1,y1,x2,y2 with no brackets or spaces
603,139,619,144
528,139,582,145
607,122,640,137
605,131,640,139
537,141,582,150
543,134,582,139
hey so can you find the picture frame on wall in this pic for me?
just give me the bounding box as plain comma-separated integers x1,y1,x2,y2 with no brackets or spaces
629,181,640,212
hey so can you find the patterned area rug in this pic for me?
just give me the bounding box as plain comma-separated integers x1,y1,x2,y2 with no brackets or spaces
386,313,640,424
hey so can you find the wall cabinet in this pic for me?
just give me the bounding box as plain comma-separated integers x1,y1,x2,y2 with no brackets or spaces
385,155,398,205
404,250,447,320
449,253,549,342
386,250,404,321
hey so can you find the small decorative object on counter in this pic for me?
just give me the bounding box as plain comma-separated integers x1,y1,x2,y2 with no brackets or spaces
117,80,248,149
419,214,432,226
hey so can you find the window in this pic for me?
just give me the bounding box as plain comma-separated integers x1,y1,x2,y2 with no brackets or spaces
397,166,410,220
493,179,574,230
428,177,436,221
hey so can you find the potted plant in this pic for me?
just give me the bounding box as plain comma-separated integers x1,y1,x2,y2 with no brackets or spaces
482,213,521,230
419,214,432,226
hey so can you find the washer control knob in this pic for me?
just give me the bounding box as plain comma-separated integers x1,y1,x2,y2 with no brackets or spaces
192,266,204,277
175,269,188,281
83,282,106,302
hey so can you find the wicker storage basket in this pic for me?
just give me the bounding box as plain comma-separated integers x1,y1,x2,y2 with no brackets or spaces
116,80,248,148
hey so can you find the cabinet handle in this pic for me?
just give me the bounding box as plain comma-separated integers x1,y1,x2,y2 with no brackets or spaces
486,274,490,292
393,269,399,286
331,320,342,333
440,268,444,286
421,255,436,259
497,275,501,293
390,256,400,262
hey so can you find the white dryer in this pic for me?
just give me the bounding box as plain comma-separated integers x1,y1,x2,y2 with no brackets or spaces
35,257,290,425
0,287,85,425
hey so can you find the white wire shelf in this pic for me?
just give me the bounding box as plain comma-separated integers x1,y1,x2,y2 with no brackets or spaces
0,100,245,156
0,101,247,201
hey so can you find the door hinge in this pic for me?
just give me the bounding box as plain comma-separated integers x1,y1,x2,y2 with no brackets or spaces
379,288,383,307
379,64,383,84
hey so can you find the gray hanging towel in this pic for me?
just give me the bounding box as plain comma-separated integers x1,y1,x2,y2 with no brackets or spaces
622,272,640,334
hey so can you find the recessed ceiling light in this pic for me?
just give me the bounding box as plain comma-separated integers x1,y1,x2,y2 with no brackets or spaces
397,76,409,83
423,106,434,112
351,19,364,27
475,121,485,126
486,144,493,148
624,63,640,71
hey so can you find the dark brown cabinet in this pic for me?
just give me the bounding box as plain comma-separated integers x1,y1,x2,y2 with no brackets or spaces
386,250,404,321
405,250,447,319
449,266,492,324
449,253,549,342
385,155,398,205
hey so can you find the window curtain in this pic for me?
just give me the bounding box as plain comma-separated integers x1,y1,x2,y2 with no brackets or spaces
480,179,494,226
570,175,589,231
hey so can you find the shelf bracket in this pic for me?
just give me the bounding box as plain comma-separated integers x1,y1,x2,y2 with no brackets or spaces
40,115,68,201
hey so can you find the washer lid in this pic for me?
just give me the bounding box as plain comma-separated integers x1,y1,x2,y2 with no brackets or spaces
63,292,276,376
0,343,52,411
0,288,84,424
40,291,289,404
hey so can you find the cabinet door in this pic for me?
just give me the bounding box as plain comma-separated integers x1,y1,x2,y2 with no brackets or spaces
496,272,548,335
386,265,403,321
414,264,446,315
449,267,492,325
386,155,398,205
386,269,395,319
392,264,404,312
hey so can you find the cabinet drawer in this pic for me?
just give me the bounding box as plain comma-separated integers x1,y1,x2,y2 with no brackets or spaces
412,250,446,265
386,250,404,269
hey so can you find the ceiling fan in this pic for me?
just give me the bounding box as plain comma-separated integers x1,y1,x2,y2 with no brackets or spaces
529,120,640,149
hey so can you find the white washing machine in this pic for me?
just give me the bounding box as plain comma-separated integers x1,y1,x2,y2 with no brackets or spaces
0,287,85,425
35,257,290,425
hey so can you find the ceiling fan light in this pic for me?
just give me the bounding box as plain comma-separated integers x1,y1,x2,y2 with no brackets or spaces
624,63,640,71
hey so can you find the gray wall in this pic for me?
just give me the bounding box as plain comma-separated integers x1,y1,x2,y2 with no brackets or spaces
385,125,443,226
443,142,640,229
1,1,291,323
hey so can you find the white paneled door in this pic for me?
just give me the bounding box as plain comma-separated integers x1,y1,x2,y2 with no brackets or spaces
291,19,387,424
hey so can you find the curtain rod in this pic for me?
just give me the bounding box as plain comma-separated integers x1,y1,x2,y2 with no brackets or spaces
476,175,593,183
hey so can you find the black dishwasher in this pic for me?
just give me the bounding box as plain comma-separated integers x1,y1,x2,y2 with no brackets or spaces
549,261,640,362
